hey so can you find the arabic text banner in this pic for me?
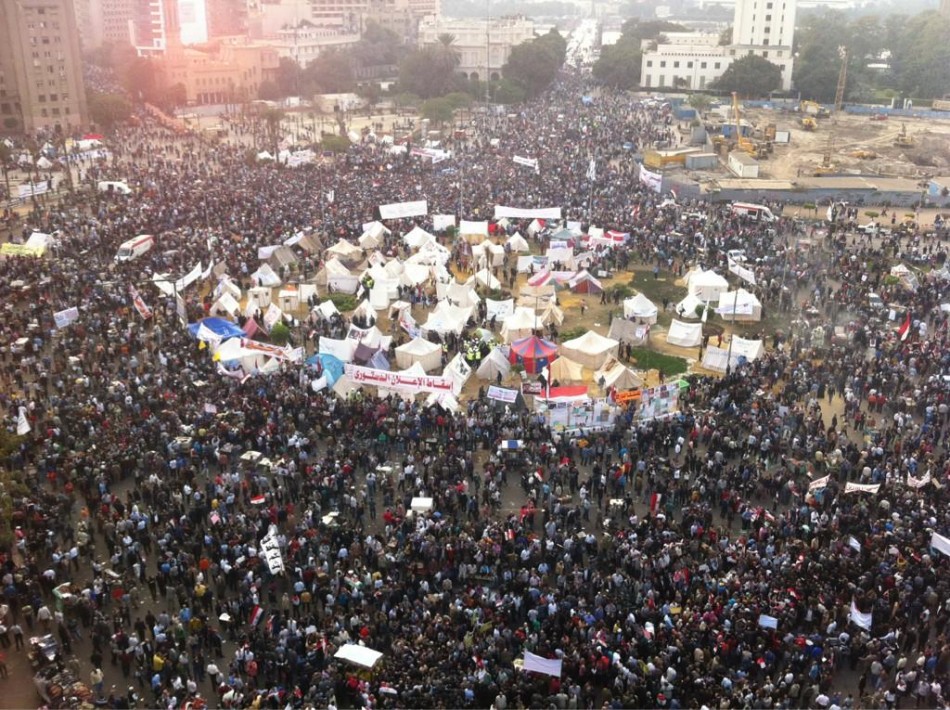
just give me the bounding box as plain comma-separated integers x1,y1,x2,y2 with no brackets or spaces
494,206,562,220
344,363,454,394
379,200,428,220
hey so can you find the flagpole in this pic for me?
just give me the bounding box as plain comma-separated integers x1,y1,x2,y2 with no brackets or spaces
725,271,740,375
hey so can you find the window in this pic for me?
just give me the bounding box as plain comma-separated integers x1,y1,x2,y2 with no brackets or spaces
38,94,46,102
764,26,770,33
763,38,769,45
673,61,680,68
646,60,653,67
687,61,693,68
660,61,666,67
766,14,771,20
763,51,768,57
701,61,707,69
50,93,57,101
715,62,721,69
767,1,773,6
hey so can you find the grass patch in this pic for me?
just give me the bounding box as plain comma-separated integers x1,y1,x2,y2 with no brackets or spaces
560,326,587,341
628,268,686,308
324,292,359,312
629,347,689,376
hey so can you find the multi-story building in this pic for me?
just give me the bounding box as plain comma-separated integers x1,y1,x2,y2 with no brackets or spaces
0,0,89,134
248,0,437,41
268,26,361,66
130,0,177,55
161,39,280,103
417,16,535,81
73,0,133,49
206,0,248,36
640,0,796,91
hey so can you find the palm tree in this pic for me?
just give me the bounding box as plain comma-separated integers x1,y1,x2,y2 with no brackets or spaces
435,33,461,69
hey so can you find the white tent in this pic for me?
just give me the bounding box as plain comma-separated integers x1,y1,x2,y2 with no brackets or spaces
358,230,382,250
473,241,505,267
394,337,442,372
326,239,363,261
442,280,480,308
313,300,340,320
666,319,703,348
213,338,270,372
248,286,272,312
527,219,544,236
538,302,565,326
278,288,300,312
317,258,359,293
623,293,658,324
595,356,643,391
675,292,706,320
559,331,619,370
319,336,356,363
334,644,384,669
214,277,242,303
716,288,762,322
473,269,501,290
211,292,241,317
506,233,530,252
890,264,919,291
686,269,729,302
547,355,585,382
426,391,460,412
250,263,282,287
422,302,472,335
608,318,647,344
351,300,378,325
401,263,431,286
701,337,764,372
476,348,511,381
404,226,435,249
500,307,539,343
361,221,390,240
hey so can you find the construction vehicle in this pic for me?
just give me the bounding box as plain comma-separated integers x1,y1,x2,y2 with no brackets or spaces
731,92,771,159
800,100,830,119
800,116,818,131
849,150,878,159
814,48,848,176
933,96,950,112
894,123,915,147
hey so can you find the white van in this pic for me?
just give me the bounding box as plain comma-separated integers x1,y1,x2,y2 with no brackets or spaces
97,180,132,195
115,234,154,262
731,202,775,222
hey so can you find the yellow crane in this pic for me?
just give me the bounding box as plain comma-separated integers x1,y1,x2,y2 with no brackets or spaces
894,123,915,147
800,100,830,118
815,48,847,176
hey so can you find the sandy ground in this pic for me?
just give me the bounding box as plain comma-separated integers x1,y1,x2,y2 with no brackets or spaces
739,108,950,181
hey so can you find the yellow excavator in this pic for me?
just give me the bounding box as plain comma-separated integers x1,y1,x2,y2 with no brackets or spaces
800,100,830,118
732,92,770,159
894,123,915,147
800,116,818,131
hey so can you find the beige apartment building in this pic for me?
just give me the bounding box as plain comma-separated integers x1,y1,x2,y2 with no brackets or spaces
0,0,89,134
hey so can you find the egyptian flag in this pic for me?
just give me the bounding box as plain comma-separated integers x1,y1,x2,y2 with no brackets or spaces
650,492,662,515
898,312,912,342
249,605,264,626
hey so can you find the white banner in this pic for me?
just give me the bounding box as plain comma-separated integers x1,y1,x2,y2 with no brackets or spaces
379,200,427,220
849,601,873,630
728,258,757,286
433,214,456,231
845,482,881,495
53,306,79,329
261,526,286,574
494,206,562,220
757,614,778,629
487,385,519,403
931,532,950,558
716,301,755,316
344,363,454,394
175,262,203,293
459,220,489,236
639,167,663,193
486,298,515,320
513,155,539,172
263,303,283,332
523,651,562,678
907,472,931,489
808,475,830,491
18,181,50,199
17,407,31,436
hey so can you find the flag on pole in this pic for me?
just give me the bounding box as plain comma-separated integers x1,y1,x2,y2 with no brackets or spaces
898,312,911,341
326,190,335,204
129,285,153,320
248,605,264,626
586,158,596,182
701,301,709,323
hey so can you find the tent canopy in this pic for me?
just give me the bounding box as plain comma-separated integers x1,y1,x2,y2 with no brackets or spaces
666,319,703,348
334,644,384,669
595,356,643,390
623,293,658,323
500,307,539,343
547,355,585,382
476,348,511,381
187,317,245,341
509,335,558,374
394,337,442,372
559,330,619,370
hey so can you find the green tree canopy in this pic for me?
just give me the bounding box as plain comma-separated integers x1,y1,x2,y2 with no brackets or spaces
87,91,132,129
591,40,642,89
889,11,950,98
303,50,355,93
421,96,455,124
712,54,781,97
501,31,566,98
399,43,464,99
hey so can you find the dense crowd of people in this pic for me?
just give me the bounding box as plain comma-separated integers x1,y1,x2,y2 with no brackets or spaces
1,30,950,710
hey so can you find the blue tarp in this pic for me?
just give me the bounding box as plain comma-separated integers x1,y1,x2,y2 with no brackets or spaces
305,353,345,386
187,317,245,341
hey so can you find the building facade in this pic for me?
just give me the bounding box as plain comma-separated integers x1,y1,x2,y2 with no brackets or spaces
417,16,535,81
74,0,134,48
0,0,89,134
640,0,796,92
161,40,279,104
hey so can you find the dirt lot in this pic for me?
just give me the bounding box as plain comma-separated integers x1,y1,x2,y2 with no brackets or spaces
741,108,950,180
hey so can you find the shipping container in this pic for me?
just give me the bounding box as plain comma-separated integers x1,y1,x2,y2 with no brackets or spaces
727,151,759,179
684,152,719,170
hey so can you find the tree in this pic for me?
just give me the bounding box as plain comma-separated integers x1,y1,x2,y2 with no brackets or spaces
275,57,302,97
502,36,563,98
712,55,781,97
421,97,455,125
687,93,713,114
304,50,355,93
87,92,132,129
492,78,527,104
592,40,642,89
890,11,950,98
258,80,282,101
269,322,291,345
718,26,733,45
399,46,464,99
321,134,351,153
